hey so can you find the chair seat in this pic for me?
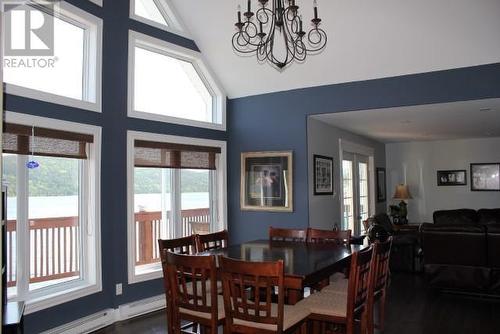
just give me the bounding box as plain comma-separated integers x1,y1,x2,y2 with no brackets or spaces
185,279,223,295
321,272,348,294
301,291,347,317
233,300,310,331
179,295,225,321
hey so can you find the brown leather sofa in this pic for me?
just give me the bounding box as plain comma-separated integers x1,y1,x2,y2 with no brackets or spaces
421,208,500,295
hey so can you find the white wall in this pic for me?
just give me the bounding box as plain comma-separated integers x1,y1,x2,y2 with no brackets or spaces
308,118,386,230
386,137,500,223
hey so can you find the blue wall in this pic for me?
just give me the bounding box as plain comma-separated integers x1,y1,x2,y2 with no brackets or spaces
4,0,226,332
227,63,500,245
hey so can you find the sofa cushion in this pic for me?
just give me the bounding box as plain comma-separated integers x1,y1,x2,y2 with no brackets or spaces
478,209,500,225
486,224,500,268
433,209,478,226
421,224,487,266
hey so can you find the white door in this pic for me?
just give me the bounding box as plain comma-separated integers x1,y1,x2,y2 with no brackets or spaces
342,153,370,235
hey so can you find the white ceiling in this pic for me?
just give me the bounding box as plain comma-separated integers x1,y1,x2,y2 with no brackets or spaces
311,98,500,143
170,0,500,98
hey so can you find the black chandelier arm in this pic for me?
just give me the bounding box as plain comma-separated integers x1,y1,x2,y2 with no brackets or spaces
231,0,328,69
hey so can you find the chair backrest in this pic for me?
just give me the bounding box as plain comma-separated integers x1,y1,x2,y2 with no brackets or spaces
196,230,229,252
158,235,197,255
307,228,351,245
269,226,307,242
165,252,219,331
371,237,393,293
220,256,285,334
346,247,374,328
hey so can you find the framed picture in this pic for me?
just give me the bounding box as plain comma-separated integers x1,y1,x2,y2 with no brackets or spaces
376,168,386,202
470,163,500,191
313,155,334,195
240,151,293,211
437,170,467,186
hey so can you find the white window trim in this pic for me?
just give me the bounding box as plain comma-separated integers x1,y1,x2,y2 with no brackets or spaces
338,139,376,230
4,111,102,314
129,0,192,39
3,2,103,113
126,130,227,284
128,30,227,131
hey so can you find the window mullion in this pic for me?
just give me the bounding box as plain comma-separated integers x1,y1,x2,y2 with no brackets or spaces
172,169,182,238
16,155,29,300
78,159,87,283
209,170,217,233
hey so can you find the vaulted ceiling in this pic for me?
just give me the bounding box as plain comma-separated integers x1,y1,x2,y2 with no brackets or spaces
170,0,500,99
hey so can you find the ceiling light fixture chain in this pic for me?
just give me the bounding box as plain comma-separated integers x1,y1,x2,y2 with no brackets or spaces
232,0,327,70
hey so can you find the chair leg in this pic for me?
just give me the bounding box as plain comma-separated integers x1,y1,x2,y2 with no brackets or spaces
378,290,387,332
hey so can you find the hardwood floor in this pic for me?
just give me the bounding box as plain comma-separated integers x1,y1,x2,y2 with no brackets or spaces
94,273,500,334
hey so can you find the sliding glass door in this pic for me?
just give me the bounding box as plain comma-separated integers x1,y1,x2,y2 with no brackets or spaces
342,153,370,235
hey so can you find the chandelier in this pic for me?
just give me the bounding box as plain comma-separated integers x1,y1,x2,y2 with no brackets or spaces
232,0,327,70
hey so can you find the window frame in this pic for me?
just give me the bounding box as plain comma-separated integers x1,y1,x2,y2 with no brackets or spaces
128,30,227,131
3,2,103,112
129,0,190,39
126,130,227,284
4,111,102,315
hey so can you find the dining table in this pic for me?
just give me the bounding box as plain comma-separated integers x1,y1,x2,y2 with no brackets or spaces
200,239,369,305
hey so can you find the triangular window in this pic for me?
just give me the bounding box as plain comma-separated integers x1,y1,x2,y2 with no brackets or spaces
134,0,169,27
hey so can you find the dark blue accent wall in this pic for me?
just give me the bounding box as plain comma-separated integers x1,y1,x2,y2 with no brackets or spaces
4,0,226,332
227,63,500,245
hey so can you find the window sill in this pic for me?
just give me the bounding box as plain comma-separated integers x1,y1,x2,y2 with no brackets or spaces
5,84,101,113
128,110,226,131
19,282,102,315
130,266,162,284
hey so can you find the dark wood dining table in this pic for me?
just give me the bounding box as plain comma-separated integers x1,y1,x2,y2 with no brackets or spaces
201,239,369,305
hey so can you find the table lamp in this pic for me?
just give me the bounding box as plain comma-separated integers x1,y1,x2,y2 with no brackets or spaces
392,184,412,224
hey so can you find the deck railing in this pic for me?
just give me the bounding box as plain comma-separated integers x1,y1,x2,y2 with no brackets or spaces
6,208,210,287
135,208,210,265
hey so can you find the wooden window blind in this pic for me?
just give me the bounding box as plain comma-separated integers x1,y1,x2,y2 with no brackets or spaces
134,140,221,170
2,123,94,159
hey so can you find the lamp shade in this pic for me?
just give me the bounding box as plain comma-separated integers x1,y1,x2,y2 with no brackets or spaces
393,184,412,200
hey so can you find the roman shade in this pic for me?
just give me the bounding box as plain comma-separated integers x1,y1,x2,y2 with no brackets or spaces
3,123,94,159
134,140,221,170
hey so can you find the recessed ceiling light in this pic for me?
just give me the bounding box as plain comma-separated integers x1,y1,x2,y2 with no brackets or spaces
400,120,412,124
480,108,492,112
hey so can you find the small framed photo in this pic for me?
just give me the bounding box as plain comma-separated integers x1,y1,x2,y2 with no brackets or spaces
313,155,334,195
240,151,293,212
376,168,387,202
437,170,467,186
470,163,500,191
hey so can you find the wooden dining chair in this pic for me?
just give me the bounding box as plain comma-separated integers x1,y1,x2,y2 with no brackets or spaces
163,251,225,334
158,235,197,255
196,230,229,252
366,237,393,334
158,236,197,334
219,256,309,334
301,247,374,334
307,228,352,245
269,227,308,242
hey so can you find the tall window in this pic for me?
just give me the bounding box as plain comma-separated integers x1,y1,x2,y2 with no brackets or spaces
2,2,102,111
341,152,371,235
128,132,226,283
2,115,101,313
128,31,226,130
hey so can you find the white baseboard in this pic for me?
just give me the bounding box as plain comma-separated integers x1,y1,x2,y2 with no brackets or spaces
42,294,166,334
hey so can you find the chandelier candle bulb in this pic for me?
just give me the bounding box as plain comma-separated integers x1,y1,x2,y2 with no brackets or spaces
237,6,242,23
314,2,318,20
248,0,251,13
